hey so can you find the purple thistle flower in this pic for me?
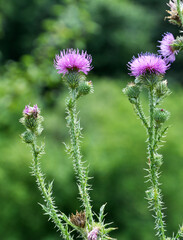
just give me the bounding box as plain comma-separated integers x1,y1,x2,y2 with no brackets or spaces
158,32,178,63
88,227,99,240
54,49,93,75
23,104,40,118
128,53,169,77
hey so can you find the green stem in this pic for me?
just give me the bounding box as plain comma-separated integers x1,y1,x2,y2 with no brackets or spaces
177,0,183,27
31,140,73,240
148,87,166,240
153,127,169,151
67,88,93,225
135,99,149,129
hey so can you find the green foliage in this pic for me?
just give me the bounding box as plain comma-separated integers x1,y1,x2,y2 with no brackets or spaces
0,0,62,61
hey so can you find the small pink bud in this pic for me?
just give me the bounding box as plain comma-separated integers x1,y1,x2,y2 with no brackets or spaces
23,104,40,118
88,227,99,240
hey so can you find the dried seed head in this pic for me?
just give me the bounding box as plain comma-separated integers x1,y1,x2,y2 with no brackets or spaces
70,211,86,228
165,0,183,26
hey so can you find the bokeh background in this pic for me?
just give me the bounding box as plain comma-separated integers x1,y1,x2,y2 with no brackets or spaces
1,0,183,239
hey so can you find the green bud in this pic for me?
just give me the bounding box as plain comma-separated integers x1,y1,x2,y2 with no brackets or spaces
155,80,170,98
154,108,170,126
154,153,163,168
78,81,94,97
21,131,34,144
123,83,140,103
25,117,38,130
64,71,81,89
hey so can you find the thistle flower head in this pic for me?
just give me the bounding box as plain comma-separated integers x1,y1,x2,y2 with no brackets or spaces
88,227,99,240
128,53,169,77
166,0,183,25
158,32,178,63
54,49,93,75
23,104,40,118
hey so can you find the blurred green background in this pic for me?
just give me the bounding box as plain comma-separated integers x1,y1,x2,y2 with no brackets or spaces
0,0,183,239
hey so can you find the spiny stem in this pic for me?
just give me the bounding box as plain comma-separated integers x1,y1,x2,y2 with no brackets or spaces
31,140,73,240
153,127,169,151
177,0,183,27
134,98,149,129
175,225,183,240
148,86,166,240
67,88,93,225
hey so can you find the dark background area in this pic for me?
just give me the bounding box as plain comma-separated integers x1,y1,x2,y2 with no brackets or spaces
0,0,183,239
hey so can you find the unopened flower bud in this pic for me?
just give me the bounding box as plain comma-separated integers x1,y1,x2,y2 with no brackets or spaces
23,104,40,130
64,71,81,89
25,118,37,130
154,108,170,126
20,104,43,134
123,83,140,103
21,131,34,144
23,104,40,118
155,80,170,98
78,81,94,97
88,227,100,240
123,83,140,98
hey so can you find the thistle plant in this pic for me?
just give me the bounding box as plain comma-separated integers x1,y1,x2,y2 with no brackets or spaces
20,49,115,240
123,1,183,239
